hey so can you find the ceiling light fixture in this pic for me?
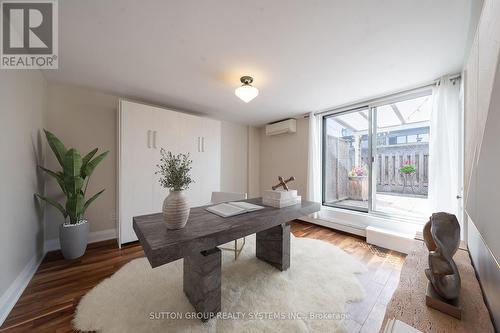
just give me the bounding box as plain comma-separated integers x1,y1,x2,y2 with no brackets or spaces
235,76,259,103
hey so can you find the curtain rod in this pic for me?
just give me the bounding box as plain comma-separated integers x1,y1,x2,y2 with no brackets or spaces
306,73,461,118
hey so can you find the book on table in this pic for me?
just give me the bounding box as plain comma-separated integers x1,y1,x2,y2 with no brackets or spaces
206,202,265,218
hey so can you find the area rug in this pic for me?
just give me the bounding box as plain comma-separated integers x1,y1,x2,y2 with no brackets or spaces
74,235,366,333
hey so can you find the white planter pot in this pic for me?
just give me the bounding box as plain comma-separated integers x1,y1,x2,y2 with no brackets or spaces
162,190,190,229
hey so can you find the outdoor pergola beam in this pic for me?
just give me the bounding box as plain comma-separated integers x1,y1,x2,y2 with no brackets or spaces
358,111,369,120
390,104,406,125
335,118,357,132
351,120,430,136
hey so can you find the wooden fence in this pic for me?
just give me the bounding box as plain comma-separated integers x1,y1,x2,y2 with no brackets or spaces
370,142,429,196
325,135,429,201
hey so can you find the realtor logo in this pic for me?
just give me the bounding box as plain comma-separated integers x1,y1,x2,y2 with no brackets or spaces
1,0,58,69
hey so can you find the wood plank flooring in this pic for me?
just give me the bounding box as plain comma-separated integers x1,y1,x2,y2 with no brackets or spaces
291,221,406,333
0,221,405,333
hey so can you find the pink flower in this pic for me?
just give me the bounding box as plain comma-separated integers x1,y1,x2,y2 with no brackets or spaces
349,165,368,177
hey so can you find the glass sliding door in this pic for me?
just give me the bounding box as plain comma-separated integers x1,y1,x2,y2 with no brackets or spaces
371,91,432,219
322,90,434,223
323,108,370,212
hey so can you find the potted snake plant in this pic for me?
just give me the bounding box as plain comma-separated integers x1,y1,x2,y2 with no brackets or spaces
35,130,108,259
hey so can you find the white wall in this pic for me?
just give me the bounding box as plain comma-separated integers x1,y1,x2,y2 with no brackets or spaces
220,121,249,194
466,52,500,333
45,84,117,240
220,122,261,198
468,48,500,264
248,126,261,198
463,0,500,329
0,71,47,312
260,118,308,196
464,0,500,203
44,84,260,242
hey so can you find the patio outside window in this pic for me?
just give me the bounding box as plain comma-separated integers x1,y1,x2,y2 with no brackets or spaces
322,92,432,221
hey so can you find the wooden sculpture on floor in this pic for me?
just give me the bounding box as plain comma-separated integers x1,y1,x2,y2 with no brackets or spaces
423,212,462,318
272,176,295,191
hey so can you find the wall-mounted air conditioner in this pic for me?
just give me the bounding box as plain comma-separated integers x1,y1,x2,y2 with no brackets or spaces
265,118,297,136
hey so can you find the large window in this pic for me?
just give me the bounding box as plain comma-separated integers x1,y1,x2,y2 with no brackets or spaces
323,108,370,212
322,90,432,220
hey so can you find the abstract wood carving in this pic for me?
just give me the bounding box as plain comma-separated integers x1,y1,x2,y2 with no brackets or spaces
272,176,296,191
423,212,461,300
423,212,462,318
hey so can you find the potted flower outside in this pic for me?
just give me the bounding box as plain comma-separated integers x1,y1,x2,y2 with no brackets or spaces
399,161,417,193
156,149,194,229
35,130,108,259
347,165,368,201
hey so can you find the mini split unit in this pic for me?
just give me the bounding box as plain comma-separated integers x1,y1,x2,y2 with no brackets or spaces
265,119,297,136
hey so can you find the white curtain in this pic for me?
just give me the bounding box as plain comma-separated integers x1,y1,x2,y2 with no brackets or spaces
428,76,460,216
307,112,322,203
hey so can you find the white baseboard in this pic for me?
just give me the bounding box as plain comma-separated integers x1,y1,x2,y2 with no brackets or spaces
301,209,417,254
366,226,416,254
0,228,118,327
299,215,366,237
0,252,45,326
301,207,421,251
44,228,117,252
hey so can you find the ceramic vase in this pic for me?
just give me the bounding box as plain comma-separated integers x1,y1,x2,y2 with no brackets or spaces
162,190,190,229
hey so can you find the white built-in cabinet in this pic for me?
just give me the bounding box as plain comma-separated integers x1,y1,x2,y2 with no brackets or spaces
118,100,221,244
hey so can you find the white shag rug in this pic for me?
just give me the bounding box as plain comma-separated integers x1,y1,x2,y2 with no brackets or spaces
74,235,366,333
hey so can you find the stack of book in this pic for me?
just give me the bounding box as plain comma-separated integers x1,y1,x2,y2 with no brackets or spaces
262,189,301,208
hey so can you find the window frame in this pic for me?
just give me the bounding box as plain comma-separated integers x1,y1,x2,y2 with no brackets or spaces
321,87,433,216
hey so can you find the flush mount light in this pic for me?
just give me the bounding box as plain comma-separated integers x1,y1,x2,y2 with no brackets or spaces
235,76,259,103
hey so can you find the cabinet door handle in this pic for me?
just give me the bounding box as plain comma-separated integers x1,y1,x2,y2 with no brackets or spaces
201,136,205,152
153,131,157,149
197,137,201,152
147,130,152,149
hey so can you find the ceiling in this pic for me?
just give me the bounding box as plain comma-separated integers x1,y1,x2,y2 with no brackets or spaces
43,0,479,125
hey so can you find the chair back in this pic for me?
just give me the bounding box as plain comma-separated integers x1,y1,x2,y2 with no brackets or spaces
210,192,247,204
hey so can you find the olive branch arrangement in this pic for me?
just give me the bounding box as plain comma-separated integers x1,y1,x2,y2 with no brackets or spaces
155,149,194,191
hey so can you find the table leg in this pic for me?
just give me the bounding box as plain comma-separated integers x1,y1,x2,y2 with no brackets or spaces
183,247,221,321
256,223,290,271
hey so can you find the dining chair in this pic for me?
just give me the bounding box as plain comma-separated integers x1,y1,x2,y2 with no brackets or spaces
210,191,248,260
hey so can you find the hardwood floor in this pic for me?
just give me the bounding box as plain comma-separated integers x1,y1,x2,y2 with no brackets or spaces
291,222,406,332
0,221,405,333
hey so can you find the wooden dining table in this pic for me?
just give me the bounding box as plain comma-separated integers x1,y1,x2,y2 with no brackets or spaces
133,198,321,321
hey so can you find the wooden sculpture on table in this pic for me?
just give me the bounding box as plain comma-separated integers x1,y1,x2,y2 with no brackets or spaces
272,176,295,191
423,212,462,319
